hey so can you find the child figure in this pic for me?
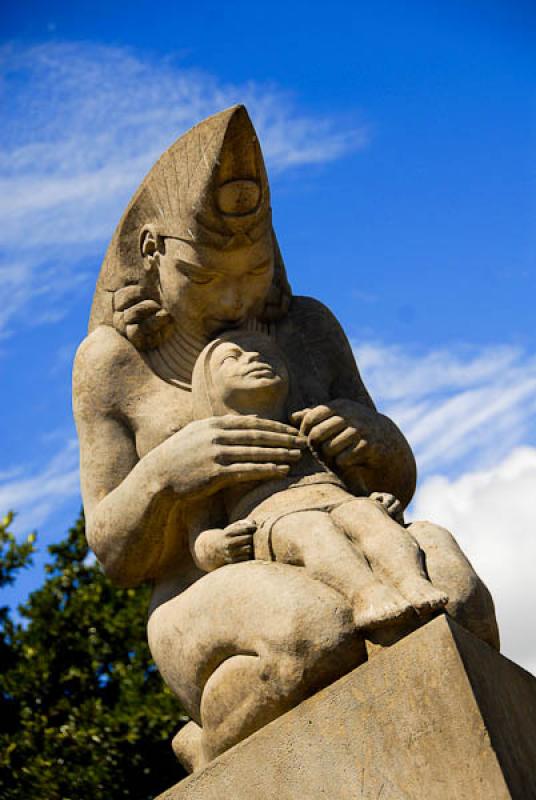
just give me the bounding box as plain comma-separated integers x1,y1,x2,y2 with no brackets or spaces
189,329,447,630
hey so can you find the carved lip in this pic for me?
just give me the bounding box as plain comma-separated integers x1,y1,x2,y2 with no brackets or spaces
243,364,275,377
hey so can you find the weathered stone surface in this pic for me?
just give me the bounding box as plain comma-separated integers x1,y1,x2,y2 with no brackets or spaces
156,616,536,800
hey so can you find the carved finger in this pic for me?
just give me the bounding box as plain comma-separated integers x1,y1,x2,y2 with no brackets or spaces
225,520,257,535
293,406,334,436
217,446,302,465
113,285,146,311
225,552,252,563
335,439,369,468
376,492,396,505
218,415,300,437
308,416,347,447
321,427,360,458
289,408,310,425
231,544,254,556
226,534,255,547
113,311,127,335
224,463,290,482
140,309,171,333
125,323,144,349
216,429,305,449
368,491,384,502
123,299,161,325
387,498,402,514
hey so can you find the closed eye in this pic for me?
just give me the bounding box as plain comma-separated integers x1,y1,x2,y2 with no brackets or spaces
184,271,215,285
220,347,243,365
248,259,271,276
178,261,216,284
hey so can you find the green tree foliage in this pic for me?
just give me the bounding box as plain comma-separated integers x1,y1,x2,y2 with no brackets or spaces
0,512,187,799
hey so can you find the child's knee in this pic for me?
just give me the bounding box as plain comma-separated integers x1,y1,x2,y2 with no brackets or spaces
408,520,459,553
331,497,388,529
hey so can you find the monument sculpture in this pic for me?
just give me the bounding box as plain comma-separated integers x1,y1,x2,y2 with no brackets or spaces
73,106,510,791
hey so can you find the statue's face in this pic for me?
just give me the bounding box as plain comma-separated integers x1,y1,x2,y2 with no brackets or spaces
156,234,274,338
209,333,289,417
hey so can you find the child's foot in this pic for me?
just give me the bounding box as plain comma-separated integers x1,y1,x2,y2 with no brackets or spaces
398,577,448,617
353,582,414,630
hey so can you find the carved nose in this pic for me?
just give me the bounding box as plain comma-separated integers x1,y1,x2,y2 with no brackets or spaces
219,285,244,316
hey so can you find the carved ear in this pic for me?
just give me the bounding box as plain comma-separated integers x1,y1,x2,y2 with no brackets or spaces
139,224,162,270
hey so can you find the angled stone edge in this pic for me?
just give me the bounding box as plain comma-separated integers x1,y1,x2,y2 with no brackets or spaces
156,615,536,800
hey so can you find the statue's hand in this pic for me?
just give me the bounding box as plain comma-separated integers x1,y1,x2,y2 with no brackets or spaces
369,492,405,525
291,400,378,471
112,284,172,349
163,415,305,499
192,520,256,572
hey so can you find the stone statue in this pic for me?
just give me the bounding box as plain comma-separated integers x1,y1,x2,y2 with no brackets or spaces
73,105,499,774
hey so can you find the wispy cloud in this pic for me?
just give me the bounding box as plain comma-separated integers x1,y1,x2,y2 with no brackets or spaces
354,342,536,477
0,41,367,337
0,439,79,535
353,340,536,673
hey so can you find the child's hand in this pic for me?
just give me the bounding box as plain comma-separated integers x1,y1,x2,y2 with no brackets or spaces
369,492,405,525
192,519,256,572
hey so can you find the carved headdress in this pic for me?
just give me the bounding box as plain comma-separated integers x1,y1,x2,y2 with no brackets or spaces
89,105,291,349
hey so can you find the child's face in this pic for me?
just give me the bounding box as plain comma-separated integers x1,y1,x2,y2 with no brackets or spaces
210,334,289,417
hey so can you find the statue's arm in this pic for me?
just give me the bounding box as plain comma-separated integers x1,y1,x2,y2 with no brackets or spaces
296,298,417,508
73,327,303,586
73,332,180,587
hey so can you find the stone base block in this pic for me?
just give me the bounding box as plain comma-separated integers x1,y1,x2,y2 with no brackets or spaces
156,615,536,799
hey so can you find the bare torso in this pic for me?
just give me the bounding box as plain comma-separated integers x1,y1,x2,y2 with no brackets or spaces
75,295,379,608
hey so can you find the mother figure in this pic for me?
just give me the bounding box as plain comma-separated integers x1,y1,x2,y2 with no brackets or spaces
73,106,498,772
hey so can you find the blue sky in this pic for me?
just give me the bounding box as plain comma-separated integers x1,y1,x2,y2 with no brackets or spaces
1,1,535,669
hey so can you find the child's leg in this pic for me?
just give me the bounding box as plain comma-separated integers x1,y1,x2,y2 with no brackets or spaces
269,510,412,629
331,499,448,616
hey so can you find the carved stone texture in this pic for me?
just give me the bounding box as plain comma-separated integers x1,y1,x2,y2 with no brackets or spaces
187,330,449,630
156,616,536,800
73,105,500,771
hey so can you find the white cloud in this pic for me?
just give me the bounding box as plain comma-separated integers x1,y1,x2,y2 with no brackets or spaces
354,340,536,674
355,341,536,477
0,41,367,337
411,447,536,676
0,439,80,535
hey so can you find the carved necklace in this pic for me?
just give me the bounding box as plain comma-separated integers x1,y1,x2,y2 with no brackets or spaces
146,318,273,391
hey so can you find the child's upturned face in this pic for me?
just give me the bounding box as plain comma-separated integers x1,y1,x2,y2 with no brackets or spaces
210,334,289,416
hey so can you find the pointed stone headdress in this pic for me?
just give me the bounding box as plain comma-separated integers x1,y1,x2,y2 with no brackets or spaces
89,105,291,343
144,103,272,248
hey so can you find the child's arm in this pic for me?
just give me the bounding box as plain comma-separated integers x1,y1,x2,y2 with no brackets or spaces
190,519,256,572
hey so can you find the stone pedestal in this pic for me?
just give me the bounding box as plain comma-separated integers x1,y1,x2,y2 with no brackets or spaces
156,616,536,799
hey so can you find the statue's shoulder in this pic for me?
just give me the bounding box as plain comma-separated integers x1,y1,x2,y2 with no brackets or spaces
285,295,347,344
73,325,143,410
289,294,334,317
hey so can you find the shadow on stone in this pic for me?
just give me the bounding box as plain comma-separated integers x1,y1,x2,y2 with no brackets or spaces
157,615,536,800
